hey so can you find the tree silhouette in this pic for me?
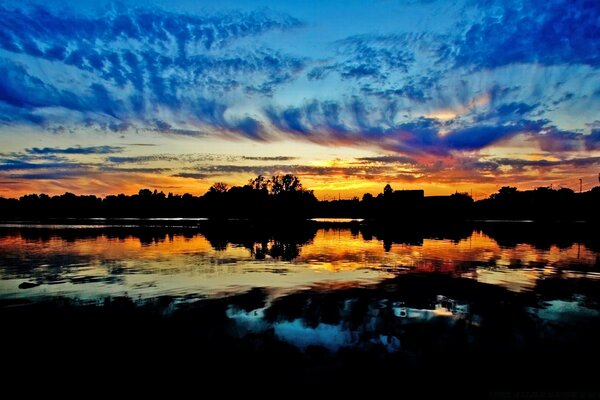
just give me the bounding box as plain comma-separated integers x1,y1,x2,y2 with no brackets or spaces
248,175,270,191
270,174,302,194
209,182,228,194
1,175,599,221
383,184,393,198
491,186,517,200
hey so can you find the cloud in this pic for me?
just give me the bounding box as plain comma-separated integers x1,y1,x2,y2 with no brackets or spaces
242,156,297,161
586,130,600,151
27,146,123,155
449,0,600,68
0,159,88,171
107,155,181,164
0,0,599,166
520,127,600,153
100,166,171,174
5,171,88,180
106,153,239,164
177,163,389,180
266,99,548,155
172,172,208,180
0,5,305,131
356,155,418,164
442,120,545,151
308,34,414,81
472,102,540,123
490,156,600,170
0,5,303,57
0,58,85,112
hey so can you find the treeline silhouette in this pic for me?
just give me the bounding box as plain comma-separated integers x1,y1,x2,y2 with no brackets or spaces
474,185,600,221
0,174,599,221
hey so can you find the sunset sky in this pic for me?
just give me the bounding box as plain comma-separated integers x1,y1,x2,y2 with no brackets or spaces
1,0,599,199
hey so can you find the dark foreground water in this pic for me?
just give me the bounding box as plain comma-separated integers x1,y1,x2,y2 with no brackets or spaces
1,220,599,395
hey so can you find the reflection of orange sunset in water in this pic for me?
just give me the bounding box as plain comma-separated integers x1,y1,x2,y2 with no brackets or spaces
0,227,597,300
300,229,598,291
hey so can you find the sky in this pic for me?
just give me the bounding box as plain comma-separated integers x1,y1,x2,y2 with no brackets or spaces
0,0,599,199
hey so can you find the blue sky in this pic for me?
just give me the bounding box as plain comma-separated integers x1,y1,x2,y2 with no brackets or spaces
1,0,599,198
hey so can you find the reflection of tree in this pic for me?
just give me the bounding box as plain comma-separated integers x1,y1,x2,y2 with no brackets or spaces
479,222,600,252
359,223,473,251
252,240,301,261
200,222,317,261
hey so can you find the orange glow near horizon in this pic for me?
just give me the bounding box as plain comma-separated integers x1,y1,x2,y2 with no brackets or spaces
1,168,598,200
0,227,597,300
1,130,599,200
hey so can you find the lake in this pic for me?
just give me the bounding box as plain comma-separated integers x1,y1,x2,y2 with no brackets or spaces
2,220,598,300
1,220,599,393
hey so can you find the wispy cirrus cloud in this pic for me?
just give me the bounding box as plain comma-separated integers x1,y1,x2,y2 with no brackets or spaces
0,4,304,132
265,98,548,155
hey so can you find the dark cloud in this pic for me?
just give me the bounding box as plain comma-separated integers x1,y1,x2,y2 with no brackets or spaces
100,167,172,174
186,165,268,175
27,146,123,155
107,155,181,164
172,172,208,180
443,120,545,151
490,156,600,170
0,159,88,171
0,58,85,111
106,154,238,164
473,102,539,123
0,152,67,162
585,130,600,151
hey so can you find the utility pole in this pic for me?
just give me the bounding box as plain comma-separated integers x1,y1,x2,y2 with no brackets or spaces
579,178,583,193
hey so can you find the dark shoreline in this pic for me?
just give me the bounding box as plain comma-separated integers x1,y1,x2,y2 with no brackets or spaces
2,183,599,223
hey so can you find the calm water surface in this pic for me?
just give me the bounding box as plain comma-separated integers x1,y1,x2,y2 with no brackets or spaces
1,221,598,300
3,221,600,392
